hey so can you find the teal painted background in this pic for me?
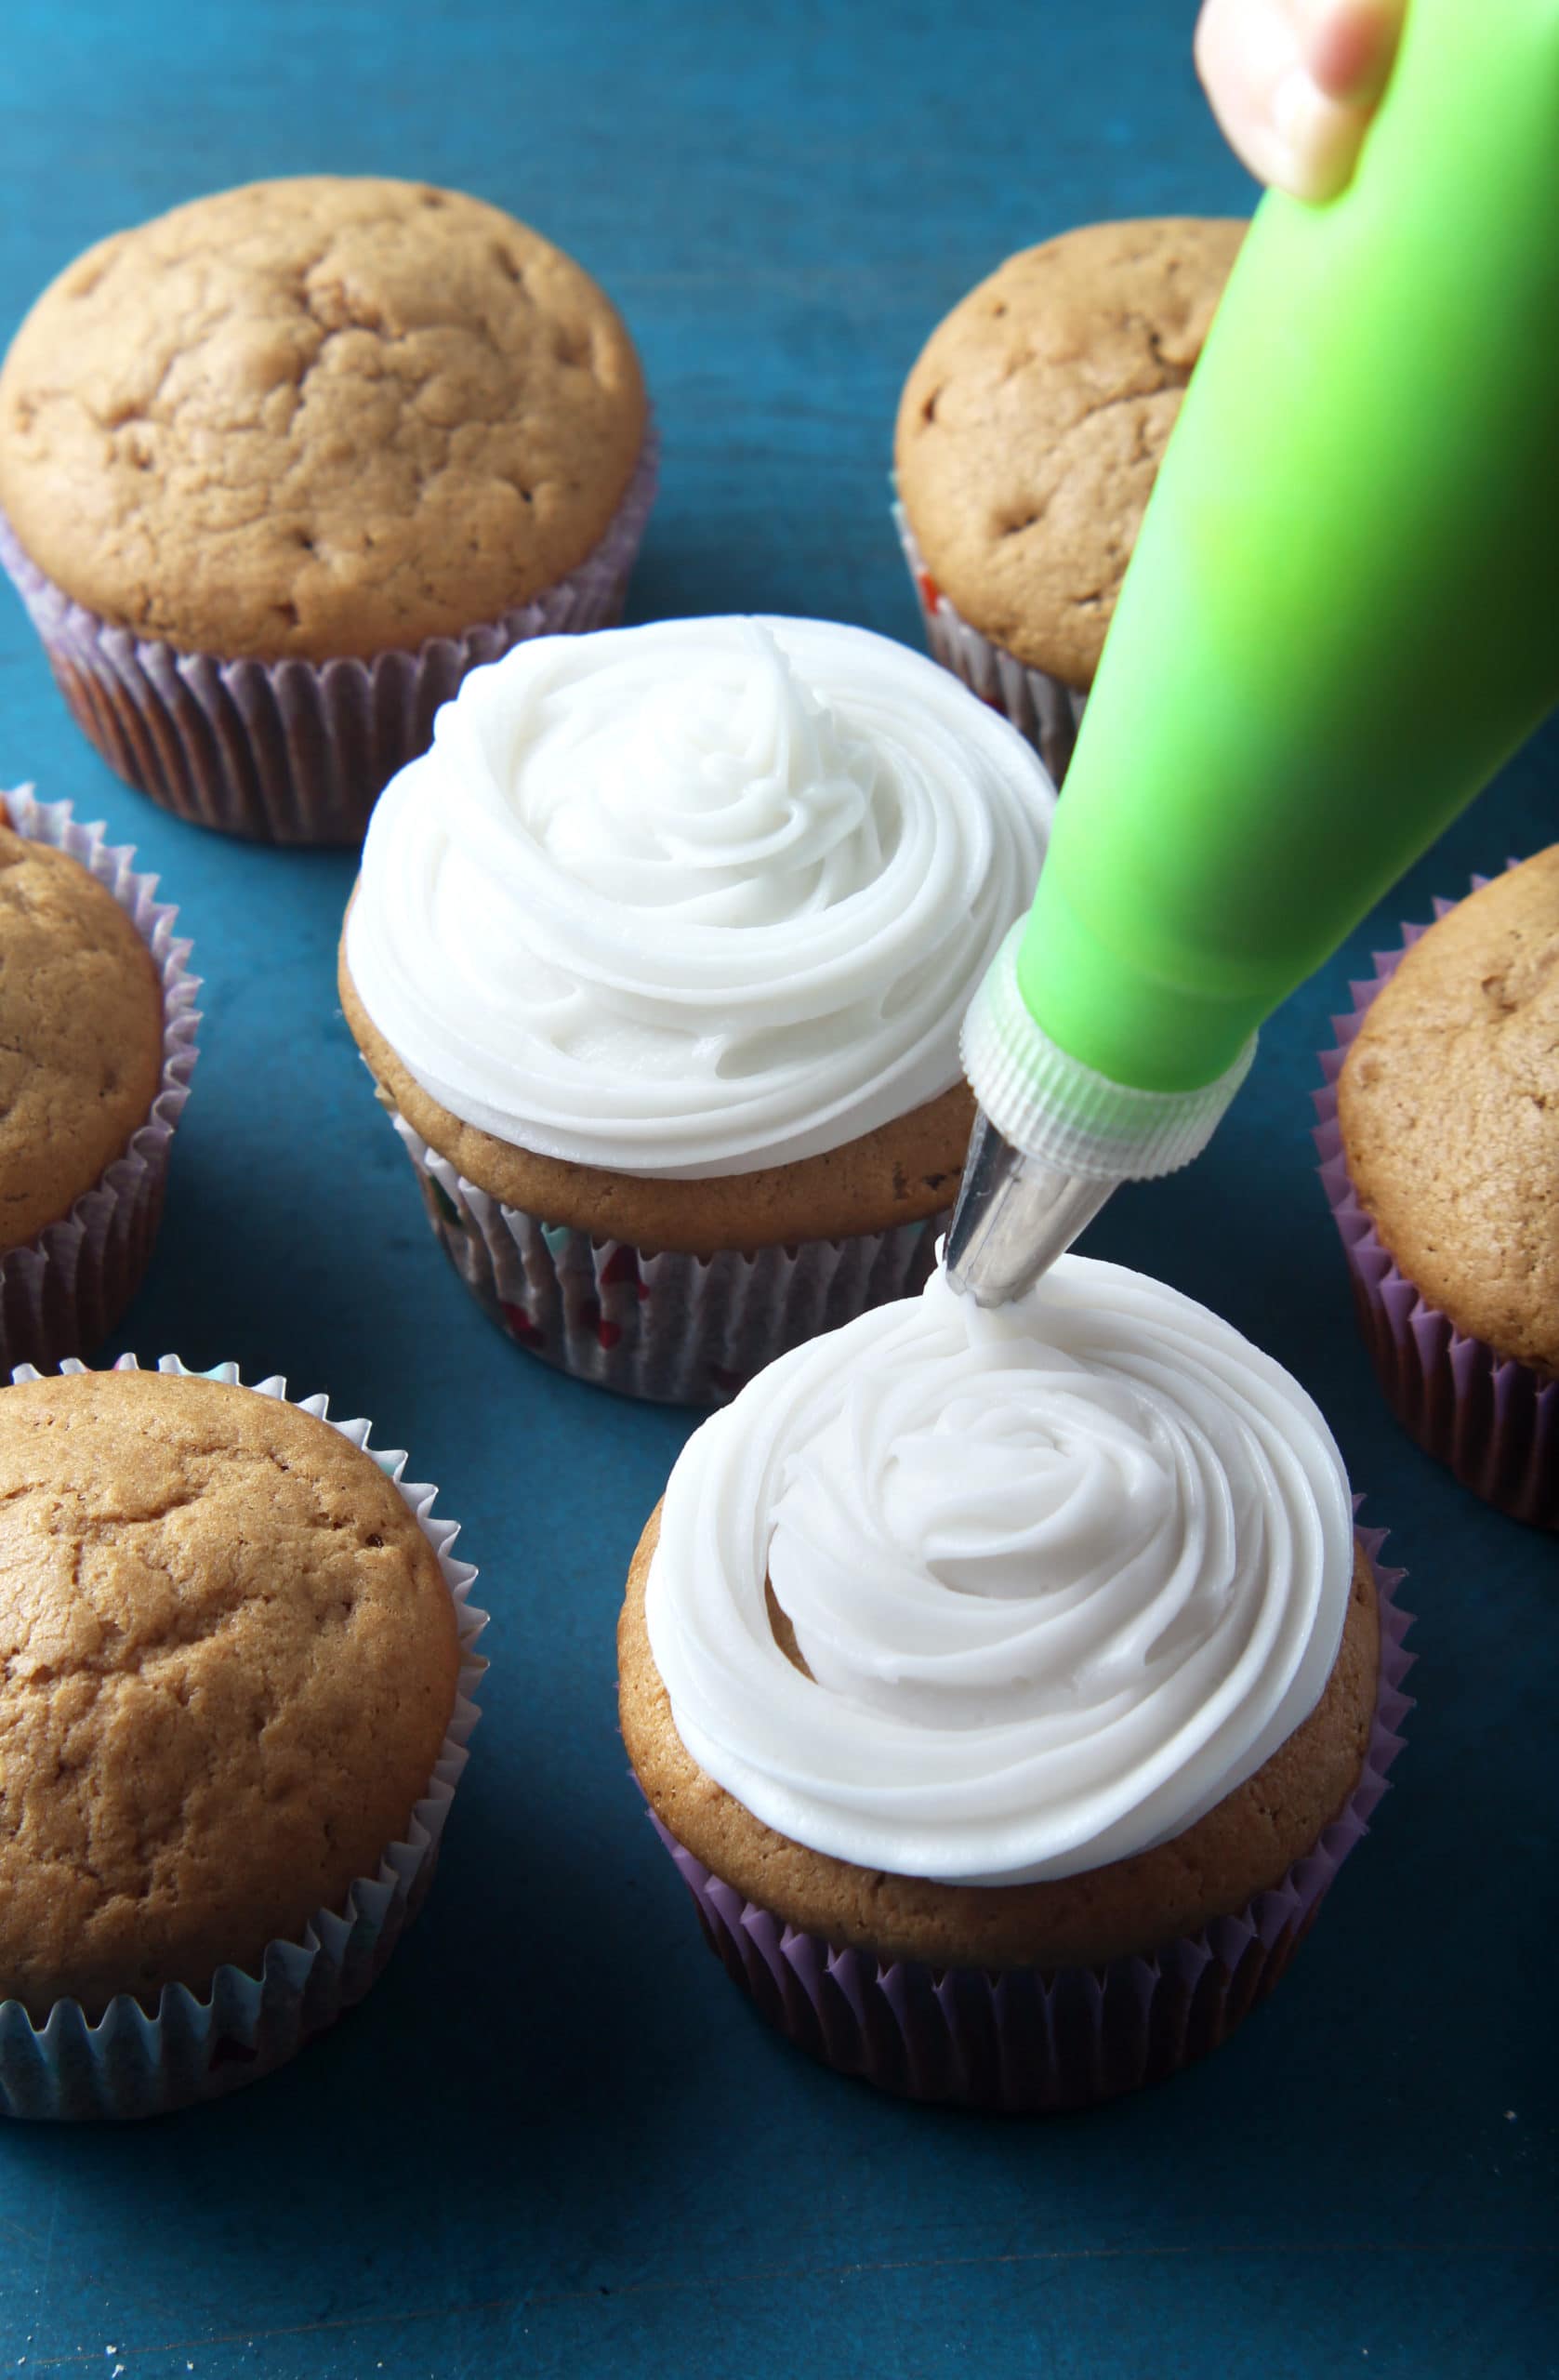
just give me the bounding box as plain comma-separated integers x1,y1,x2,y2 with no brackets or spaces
0,3,1553,2373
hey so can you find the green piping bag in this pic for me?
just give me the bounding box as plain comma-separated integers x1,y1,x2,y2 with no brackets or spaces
947,0,1559,1303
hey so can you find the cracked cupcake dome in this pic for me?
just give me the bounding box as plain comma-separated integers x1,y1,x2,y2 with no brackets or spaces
0,812,165,1254
0,1366,463,2019
1337,848,1559,1377
895,218,1244,692
0,177,648,663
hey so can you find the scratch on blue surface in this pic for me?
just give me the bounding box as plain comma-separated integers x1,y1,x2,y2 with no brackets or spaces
20,2243,1559,2369
34,2179,61,2336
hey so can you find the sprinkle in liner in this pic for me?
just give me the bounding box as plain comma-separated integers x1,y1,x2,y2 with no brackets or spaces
388,1106,939,1407
0,1356,488,2123
1314,874,1558,1532
0,789,200,1379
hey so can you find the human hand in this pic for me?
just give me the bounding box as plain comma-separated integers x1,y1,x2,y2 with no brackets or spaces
1195,0,1406,201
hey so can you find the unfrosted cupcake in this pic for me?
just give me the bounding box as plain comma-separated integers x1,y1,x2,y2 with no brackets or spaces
621,1256,1411,2112
1317,848,1559,1528
340,615,1055,1404
0,177,654,843
894,219,1244,780
0,1357,484,2121
0,787,198,1375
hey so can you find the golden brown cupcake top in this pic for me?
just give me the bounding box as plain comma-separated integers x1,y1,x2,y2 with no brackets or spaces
0,176,647,662
620,1506,1379,1972
1338,847,1559,1375
0,1368,462,2017
0,820,164,1250
895,218,1245,687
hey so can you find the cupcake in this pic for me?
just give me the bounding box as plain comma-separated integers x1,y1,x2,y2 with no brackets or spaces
0,177,654,844
0,787,198,1377
0,1356,484,2121
621,1256,1411,2112
339,615,1055,1404
893,219,1244,781
1316,849,1559,1529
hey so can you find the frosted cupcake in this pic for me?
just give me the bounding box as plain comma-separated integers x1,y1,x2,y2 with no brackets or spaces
621,1257,1411,2111
0,178,654,843
340,616,1054,1403
1317,849,1559,1528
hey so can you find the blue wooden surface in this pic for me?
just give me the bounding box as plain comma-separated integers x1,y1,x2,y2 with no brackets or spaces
2,2,1555,2372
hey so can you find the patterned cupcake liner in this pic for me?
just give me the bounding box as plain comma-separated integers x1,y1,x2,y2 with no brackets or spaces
390,1109,941,1407
645,1525,1411,2114
892,498,1086,786
0,787,200,1378
0,430,659,845
1313,877,1558,1531
0,1355,488,2122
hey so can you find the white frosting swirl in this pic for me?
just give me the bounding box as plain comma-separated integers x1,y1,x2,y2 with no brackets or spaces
345,617,1052,1177
644,1258,1354,1885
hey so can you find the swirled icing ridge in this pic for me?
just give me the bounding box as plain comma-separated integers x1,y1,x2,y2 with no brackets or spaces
344,617,1053,1177
644,1257,1354,1885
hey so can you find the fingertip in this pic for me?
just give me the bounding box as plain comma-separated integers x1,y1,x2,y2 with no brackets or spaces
1307,0,1403,107
1271,65,1371,203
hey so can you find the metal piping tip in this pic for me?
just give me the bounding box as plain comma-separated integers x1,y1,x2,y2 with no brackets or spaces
944,1107,1116,1307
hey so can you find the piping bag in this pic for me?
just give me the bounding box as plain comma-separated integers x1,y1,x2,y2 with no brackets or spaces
945,0,1559,1304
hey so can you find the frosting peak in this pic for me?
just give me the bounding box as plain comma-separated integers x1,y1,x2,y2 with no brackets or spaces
644,1258,1354,1885
345,617,1053,1178
508,625,890,924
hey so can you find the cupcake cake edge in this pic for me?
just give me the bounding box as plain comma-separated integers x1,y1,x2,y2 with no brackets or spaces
0,429,659,846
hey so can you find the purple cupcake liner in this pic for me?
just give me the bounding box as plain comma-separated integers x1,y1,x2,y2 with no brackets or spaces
1313,877,1558,1531
0,1355,488,2122
0,430,659,846
0,787,200,1377
892,497,1086,786
389,1107,941,1407
646,1524,1411,2114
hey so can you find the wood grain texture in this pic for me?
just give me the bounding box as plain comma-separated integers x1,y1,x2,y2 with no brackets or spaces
0,2,1553,2375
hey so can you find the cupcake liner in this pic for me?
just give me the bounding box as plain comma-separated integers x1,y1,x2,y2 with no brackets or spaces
0,787,200,1378
0,1355,488,2122
644,1525,1411,2114
0,430,659,846
1313,877,1558,1531
892,497,1086,785
389,1109,943,1407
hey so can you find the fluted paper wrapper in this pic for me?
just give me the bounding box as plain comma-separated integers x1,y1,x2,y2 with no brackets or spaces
0,1356,488,2122
892,499,1086,786
390,1112,940,1407
1314,879,1558,1530
0,789,199,1376
0,434,658,845
646,1529,1410,2114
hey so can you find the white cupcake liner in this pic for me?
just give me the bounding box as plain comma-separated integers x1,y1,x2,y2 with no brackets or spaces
646,1521,1411,2113
390,1109,941,1407
0,1355,487,2122
892,498,1087,784
1314,871,1558,1530
0,787,200,1377
0,430,659,845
